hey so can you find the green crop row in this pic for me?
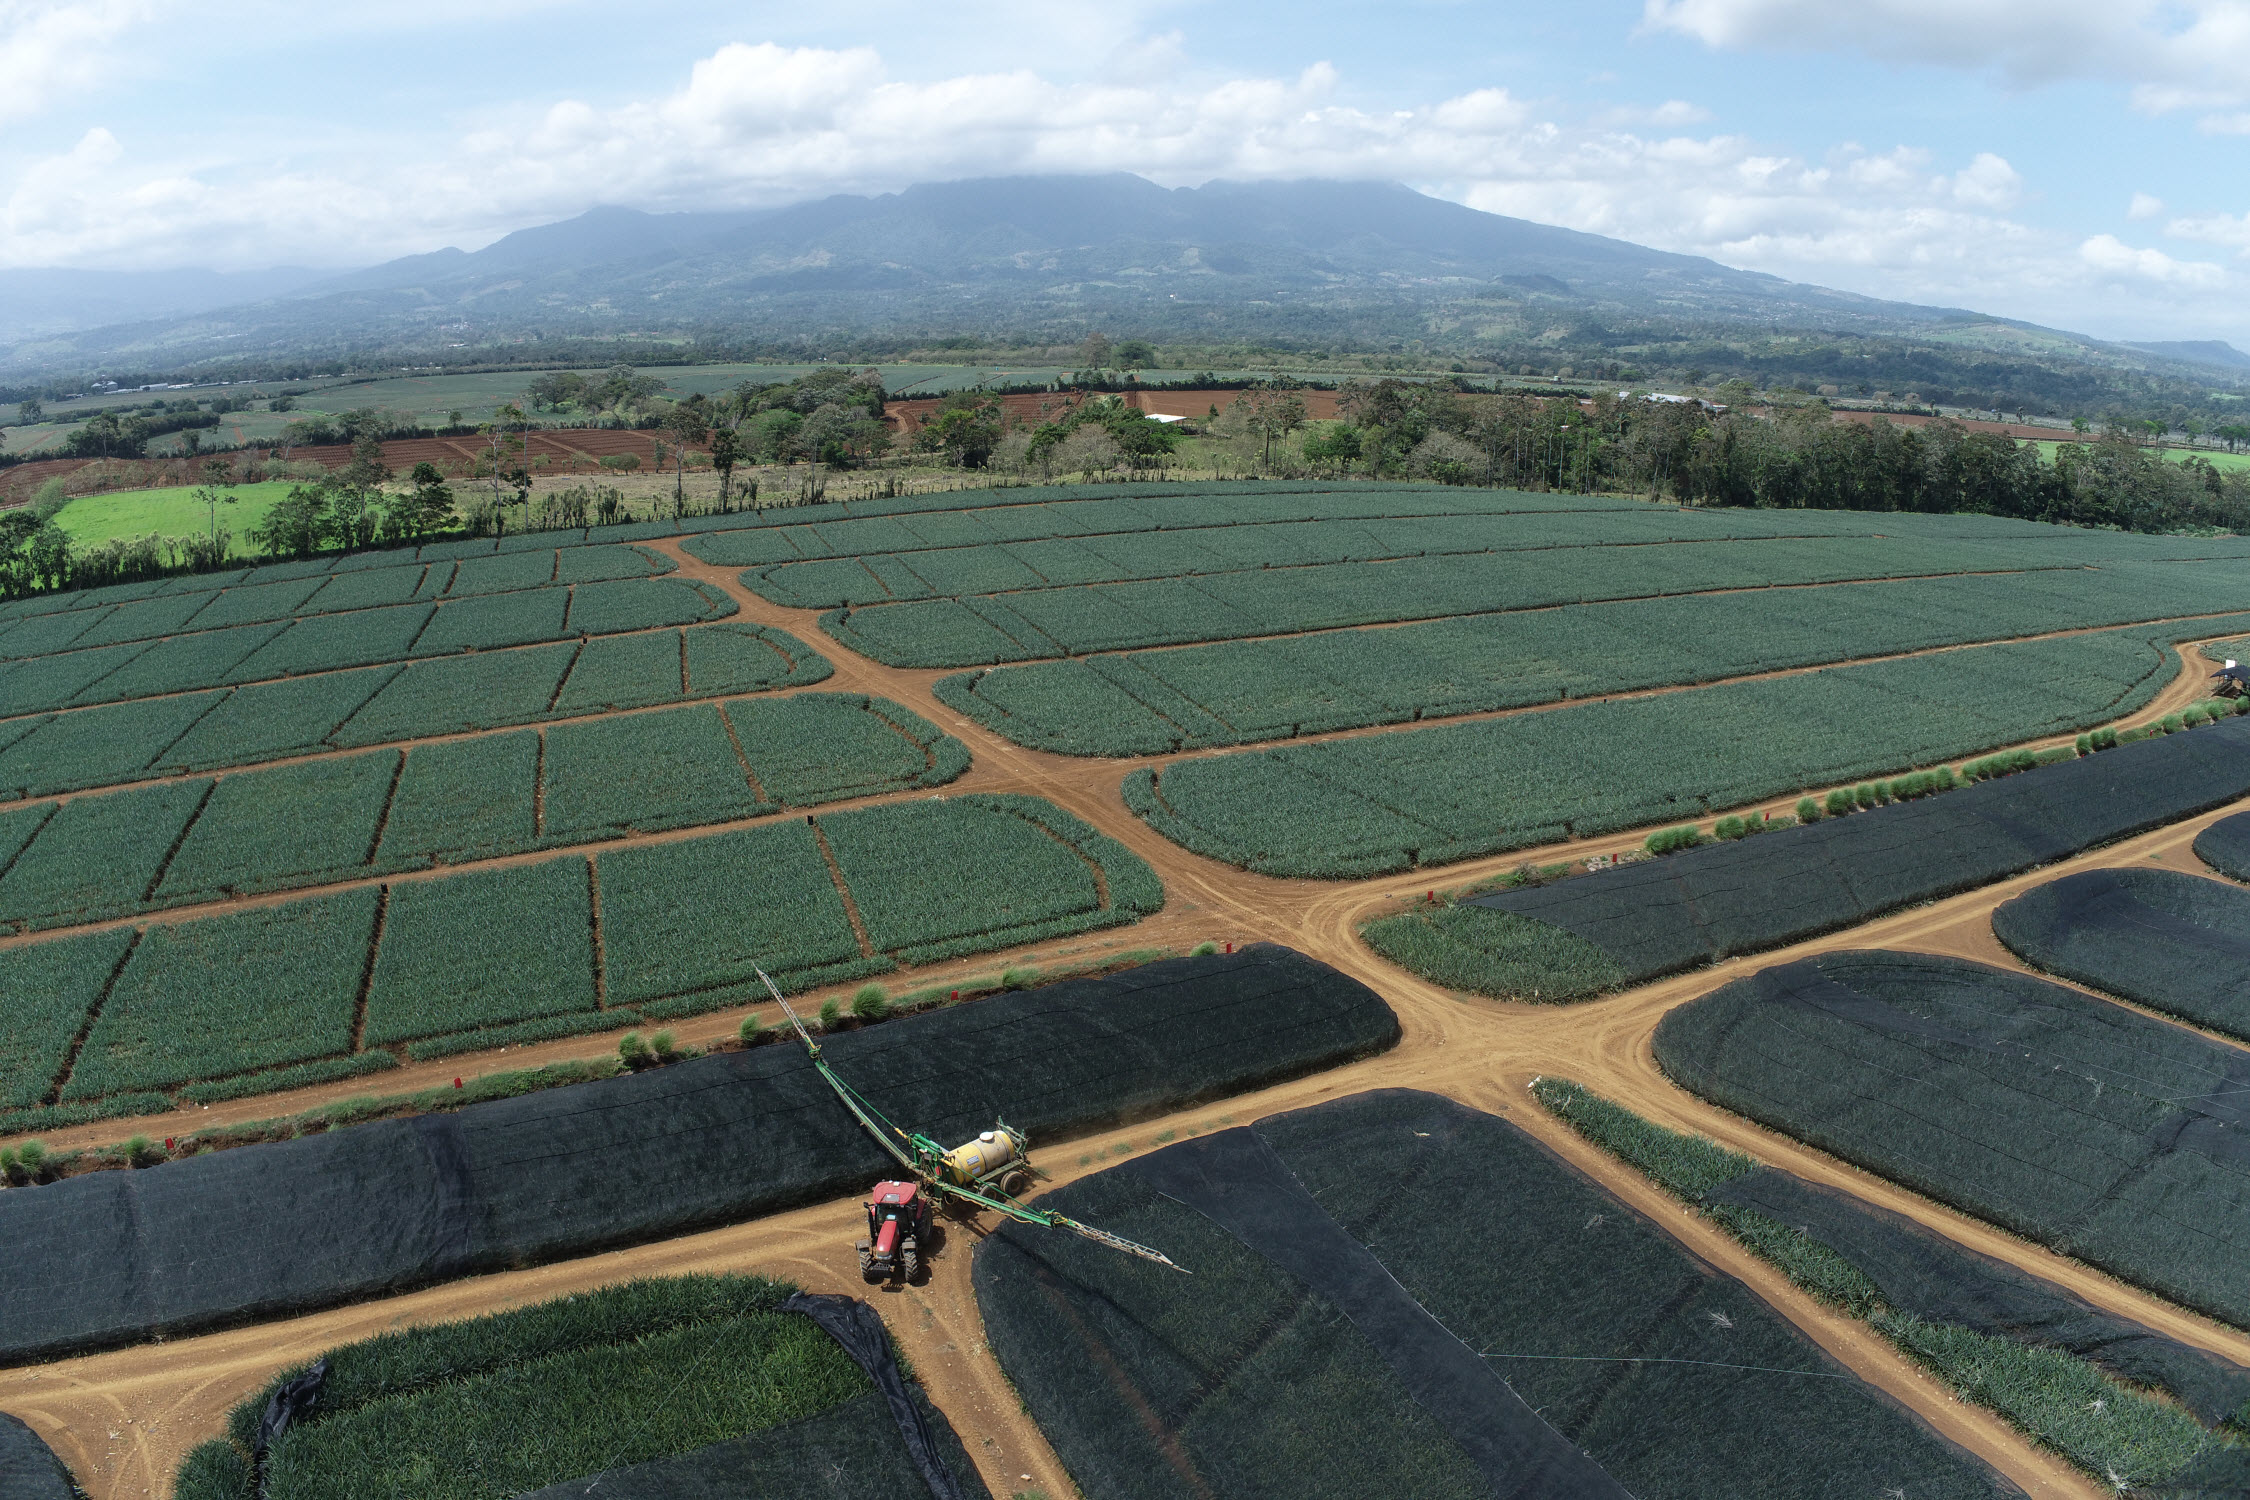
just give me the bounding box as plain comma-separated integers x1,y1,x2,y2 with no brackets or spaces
935,566,2250,755
0,572,721,717
682,484,1663,568
710,487,2250,613
173,1275,895,1500
0,693,967,933
0,792,1162,1124
752,504,1920,608
8,483,2238,637
1531,1078,2243,1492
0,623,829,797
1128,614,2250,879
825,530,2177,668
0,544,674,663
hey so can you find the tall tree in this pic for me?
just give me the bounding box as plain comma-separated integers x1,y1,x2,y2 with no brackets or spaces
708,426,742,510
661,399,708,513
332,430,392,548
481,403,530,532
400,462,456,538
194,458,238,546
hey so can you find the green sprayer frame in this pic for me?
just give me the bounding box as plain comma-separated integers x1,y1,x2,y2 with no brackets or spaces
757,969,1184,1272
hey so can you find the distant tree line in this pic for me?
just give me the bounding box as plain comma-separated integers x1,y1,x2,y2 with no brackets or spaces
1316,383,2250,533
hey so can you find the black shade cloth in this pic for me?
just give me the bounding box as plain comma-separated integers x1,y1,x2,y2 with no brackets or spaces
0,1412,74,1500
1472,715,2250,984
1124,1126,1627,1500
1655,951,2250,1331
977,1087,2017,1500
782,1294,969,1500
1710,1168,2250,1426
2197,809,2250,883
0,945,1397,1363
1994,867,2250,1038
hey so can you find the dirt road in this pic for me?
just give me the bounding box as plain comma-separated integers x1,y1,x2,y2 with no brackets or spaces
14,538,2250,1500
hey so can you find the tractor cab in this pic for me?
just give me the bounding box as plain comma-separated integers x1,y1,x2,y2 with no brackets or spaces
858,1180,933,1283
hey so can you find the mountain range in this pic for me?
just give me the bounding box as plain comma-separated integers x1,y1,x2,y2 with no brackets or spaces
3,175,2245,411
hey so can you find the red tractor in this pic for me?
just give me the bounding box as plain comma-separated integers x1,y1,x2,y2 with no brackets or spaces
858,1180,934,1283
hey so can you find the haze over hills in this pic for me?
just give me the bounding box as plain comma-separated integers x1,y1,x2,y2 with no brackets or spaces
0,267,333,340
2,175,2243,416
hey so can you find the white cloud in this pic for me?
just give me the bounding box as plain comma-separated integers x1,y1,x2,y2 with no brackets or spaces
1594,98,1712,127
2169,211,2250,251
1642,0,2250,127
2079,233,2227,286
0,0,152,124
0,40,2236,340
2129,191,2166,219
1943,152,2022,209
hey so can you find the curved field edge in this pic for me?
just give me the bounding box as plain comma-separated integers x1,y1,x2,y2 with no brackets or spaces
1650,950,2250,1337
1124,616,2250,880
927,579,2250,760
170,1274,995,1500
973,1087,2016,1499
1991,867,2250,1045
1531,1078,2250,1493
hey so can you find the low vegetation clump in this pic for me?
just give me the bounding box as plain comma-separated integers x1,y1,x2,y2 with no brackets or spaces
1358,901,1627,1003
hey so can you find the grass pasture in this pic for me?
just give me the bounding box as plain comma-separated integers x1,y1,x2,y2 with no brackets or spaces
52,483,302,554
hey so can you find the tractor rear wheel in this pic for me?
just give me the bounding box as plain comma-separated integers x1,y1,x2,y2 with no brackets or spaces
857,1240,880,1283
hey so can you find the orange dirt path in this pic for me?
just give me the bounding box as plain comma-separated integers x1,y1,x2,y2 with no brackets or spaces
14,535,2250,1500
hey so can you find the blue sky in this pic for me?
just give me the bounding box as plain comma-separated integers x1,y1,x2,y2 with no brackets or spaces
4,0,2247,342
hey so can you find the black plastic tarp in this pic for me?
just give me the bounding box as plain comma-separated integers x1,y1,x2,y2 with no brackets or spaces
0,945,1397,1364
782,1295,969,1500
1710,1167,2250,1426
0,1412,74,1500
1471,715,2250,983
1655,951,2250,1330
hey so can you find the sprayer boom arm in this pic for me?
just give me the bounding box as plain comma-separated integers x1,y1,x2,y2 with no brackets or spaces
754,967,1185,1273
